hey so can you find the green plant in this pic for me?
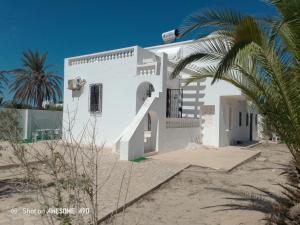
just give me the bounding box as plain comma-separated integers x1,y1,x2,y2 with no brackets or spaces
4,101,34,109
9,50,62,109
171,0,300,223
45,104,63,111
0,108,20,141
0,96,7,107
171,0,300,161
0,71,8,97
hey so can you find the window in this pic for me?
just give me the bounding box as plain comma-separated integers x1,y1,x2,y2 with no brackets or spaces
246,113,249,126
166,88,183,118
89,84,103,113
146,84,154,97
239,112,242,127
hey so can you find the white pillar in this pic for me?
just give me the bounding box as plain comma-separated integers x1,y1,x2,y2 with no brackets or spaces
23,109,29,139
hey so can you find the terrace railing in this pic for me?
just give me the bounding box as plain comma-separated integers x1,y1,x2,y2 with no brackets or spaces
68,47,135,66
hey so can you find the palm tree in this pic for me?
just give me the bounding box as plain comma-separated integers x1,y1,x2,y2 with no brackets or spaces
171,0,300,161
10,50,62,109
0,71,7,97
0,97,6,107
171,1,300,223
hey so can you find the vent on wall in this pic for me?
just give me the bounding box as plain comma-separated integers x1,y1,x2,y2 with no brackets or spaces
68,77,86,90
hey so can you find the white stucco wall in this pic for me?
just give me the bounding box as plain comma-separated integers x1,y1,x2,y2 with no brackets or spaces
64,47,137,146
160,126,201,153
64,39,260,160
148,40,247,148
219,96,259,146
64,47,166,148
158,42,252,149
206,80,242,146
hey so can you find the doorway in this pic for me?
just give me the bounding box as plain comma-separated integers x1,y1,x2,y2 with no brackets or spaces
144,111,158,154
136,82,155,113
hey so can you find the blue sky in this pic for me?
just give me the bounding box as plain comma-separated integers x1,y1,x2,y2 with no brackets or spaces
0,0,277,100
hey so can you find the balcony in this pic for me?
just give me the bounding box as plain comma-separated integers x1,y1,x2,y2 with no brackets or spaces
136,62,158,76
68,47,135,66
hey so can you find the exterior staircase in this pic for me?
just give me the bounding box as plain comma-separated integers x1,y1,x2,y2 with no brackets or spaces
112,92,161,160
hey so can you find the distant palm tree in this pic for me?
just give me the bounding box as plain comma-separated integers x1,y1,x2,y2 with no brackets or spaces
10,50,62,109
171,0,300,160
0,97,6,107
0,71,7,97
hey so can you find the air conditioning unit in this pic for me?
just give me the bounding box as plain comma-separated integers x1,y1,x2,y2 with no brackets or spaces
67,77,86,90
68,79,77,90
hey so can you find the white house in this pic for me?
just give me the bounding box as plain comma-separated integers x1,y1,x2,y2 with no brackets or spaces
63,39,259,160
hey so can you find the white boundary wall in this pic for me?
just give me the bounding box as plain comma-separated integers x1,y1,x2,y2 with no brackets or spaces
1,108,62,140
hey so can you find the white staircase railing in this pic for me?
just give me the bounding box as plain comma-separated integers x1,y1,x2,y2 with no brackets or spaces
113,92,160,160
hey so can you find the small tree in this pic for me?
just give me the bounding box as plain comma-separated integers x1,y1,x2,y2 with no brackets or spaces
0,109,20,140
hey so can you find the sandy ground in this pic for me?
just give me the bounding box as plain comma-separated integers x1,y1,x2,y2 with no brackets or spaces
101,143,291,225
0,142,292,225
0,141,188,225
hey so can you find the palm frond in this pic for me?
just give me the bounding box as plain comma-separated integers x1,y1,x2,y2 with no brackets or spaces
172,3,300,224
179,9,245,37
10,50,62,109
170,52,211,79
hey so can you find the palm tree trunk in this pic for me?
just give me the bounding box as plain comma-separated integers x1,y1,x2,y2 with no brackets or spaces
37,96,43,110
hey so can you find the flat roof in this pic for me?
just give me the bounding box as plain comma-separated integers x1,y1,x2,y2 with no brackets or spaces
146,34,220,51
66,35,218,60
145,39,194,51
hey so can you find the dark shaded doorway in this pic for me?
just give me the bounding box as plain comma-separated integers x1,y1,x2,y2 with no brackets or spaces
249,113,253,141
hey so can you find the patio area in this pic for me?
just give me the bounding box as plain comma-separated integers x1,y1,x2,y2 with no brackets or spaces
149,145,261,171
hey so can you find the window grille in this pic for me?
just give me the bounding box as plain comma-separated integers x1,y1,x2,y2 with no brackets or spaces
89,84,103,113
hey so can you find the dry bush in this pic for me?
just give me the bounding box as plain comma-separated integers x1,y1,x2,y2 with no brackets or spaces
0,107,130,225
